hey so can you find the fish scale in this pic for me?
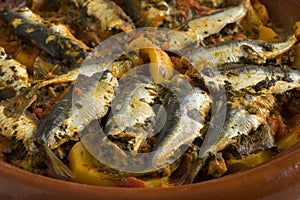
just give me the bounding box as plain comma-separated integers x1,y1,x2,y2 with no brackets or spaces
105,75,158,153
184,35,297,72
0,47,30,100
152,74,211,169
1,7,89,65
165,0,250,51
36,71,118,150
180,94,276,184
0,102,37,153
199,64,300,94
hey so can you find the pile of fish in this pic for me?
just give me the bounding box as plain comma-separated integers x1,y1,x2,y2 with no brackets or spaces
0,0,299,187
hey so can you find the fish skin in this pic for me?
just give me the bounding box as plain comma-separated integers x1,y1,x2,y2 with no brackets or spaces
184,35,297,72
36,71,118,150
0,47,30,100
179,94,276,184
75,0,135,38
198,64,300,94
152,74,211,169
105,75,158,153
0,102,38,153
164,0,250,51
1,7,89,65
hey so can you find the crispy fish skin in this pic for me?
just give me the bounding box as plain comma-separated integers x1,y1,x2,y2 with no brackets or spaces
0,47,30,100
199,94,275,159
36,71,118,150
34,71,118,179
175,0,249,38
75,0,135,38
164,0,250,51
180,94,276,184
1,7,89,65
105,75,158,153
184,35,297,71
123,0,185,28
0,102,37,153
199,64,300,94
152,74,211,169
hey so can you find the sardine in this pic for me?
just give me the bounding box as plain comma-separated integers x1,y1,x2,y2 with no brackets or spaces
74,0,135,38
105,75,158,153
8,58,134,117
1,7,89,65
180,93,275,184
164,0,250,51
199,64,300,94
35,71,118,178
184,35,297,72
0,102,37,153
123,0,185,28
36,71,118,150
200,94,275,158
26,60,126,96
152,74,211,169
0,100,41,173
0,47,30,100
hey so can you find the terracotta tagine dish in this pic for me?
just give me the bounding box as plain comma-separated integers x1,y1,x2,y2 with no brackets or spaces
0,0,300,199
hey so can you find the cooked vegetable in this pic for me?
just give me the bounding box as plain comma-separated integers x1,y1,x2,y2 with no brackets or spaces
226,150,275,172
68,141,170,187
68,141,121,187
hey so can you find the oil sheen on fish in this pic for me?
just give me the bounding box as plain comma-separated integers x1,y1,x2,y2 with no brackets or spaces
184,35,297,71
180,93,276,184
36,71,118,150
105,75,158,153
152,74,211,169
199,64,300,94
164,0,250,51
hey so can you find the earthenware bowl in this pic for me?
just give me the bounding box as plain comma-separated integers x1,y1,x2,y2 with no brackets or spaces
1,0,300,199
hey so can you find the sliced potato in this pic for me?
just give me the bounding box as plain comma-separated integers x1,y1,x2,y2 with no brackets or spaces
258,26,282,42
68,141,171,187
127,37,174,84
226,150,275,172
68,141,121,187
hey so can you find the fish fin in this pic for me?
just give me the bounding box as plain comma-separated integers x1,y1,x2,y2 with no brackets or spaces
44,144,74,179
5,93,37,117
176,158,206,185
241,45,265,62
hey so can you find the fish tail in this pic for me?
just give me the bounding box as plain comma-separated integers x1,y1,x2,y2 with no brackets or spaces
44,144,74,179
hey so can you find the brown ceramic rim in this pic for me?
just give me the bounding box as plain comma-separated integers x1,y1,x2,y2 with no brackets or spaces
0,141,299,200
